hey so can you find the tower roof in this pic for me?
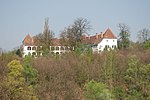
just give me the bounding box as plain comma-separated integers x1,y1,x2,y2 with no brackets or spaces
23,34,34,45
103,28,117,39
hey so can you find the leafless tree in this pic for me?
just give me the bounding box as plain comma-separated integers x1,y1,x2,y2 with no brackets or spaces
0,48,2,56
60,17,91,48
118,23,130,49
138,28,150,43
35,17,54,55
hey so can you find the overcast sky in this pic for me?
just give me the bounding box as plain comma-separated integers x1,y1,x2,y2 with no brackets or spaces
0,0,150,51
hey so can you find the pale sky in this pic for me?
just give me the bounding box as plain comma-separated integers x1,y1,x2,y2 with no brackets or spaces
0,0,150,51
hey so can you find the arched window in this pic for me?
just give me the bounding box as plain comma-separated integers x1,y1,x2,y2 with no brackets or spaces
32,52,36,56
27,47,31,50
32,46,36,50
56,52,59,55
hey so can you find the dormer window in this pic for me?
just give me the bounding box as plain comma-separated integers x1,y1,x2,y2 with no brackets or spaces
27,47,31,50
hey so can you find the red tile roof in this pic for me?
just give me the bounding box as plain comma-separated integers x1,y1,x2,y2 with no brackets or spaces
23,28,117,46
23,34,34,45
82,28,117,45
103,28,117,39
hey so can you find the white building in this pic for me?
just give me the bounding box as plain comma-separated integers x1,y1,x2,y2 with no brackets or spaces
22,35,72,57
82,28,117,53
22,28,117,57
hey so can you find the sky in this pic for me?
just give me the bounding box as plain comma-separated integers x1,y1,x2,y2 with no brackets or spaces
0,0,150,51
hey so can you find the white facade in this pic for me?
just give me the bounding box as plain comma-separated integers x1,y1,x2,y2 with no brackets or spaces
92,38,117,53
23,45,38,57
50,46,73,54
22,45,72,57
22,28,117,57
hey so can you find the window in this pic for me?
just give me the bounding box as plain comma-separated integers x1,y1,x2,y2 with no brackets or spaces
65,46,69,50
106,40,108,42
113,40,115,42
112,45,114,48
51,46,55,51
56,47,59,50
112,45,116,49
51,52,54,55
60,46,64,50
56,52,59,55
27,47,31,50
32,52,36,56
99,45,102,49
32,46,36,50
37,46,42,51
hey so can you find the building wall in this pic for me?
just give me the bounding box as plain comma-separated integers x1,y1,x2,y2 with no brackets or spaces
23,45,37,57
23,38,117,57
98,38,117,52
23,45,72,57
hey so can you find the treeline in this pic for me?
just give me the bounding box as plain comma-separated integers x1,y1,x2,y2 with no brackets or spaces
0,47,150,100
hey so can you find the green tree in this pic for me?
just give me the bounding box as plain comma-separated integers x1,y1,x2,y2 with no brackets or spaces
84,80,114,100
118,23,130,49
22,56,38,86
16,48,22,57
124,55,150,99
102,51,117,89
0,60,38,100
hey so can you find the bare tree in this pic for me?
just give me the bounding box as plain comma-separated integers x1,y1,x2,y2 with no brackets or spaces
118,23,130,49
138,28,150,43
0,48,2,56
36,17,54,55
60,17,91,48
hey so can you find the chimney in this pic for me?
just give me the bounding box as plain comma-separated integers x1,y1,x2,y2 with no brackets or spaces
88,34,90,39
101,32,103,38
96,33,98,39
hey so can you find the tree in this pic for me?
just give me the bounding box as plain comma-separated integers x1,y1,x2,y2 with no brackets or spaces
124,55,150,99
138,28,150,49
22,56,38,86
60,17,91,48
0,60,38,100
16,49,22,57
138,28,150,43
36,17,54,55
118,23,130,49
84,80,114,100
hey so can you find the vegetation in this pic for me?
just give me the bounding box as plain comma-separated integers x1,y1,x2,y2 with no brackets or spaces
0,46,150,99
35,17,54,56
1,18,150,99
60,17,91,48
0,59,38,100
118,23,130,49
138,28,150,49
